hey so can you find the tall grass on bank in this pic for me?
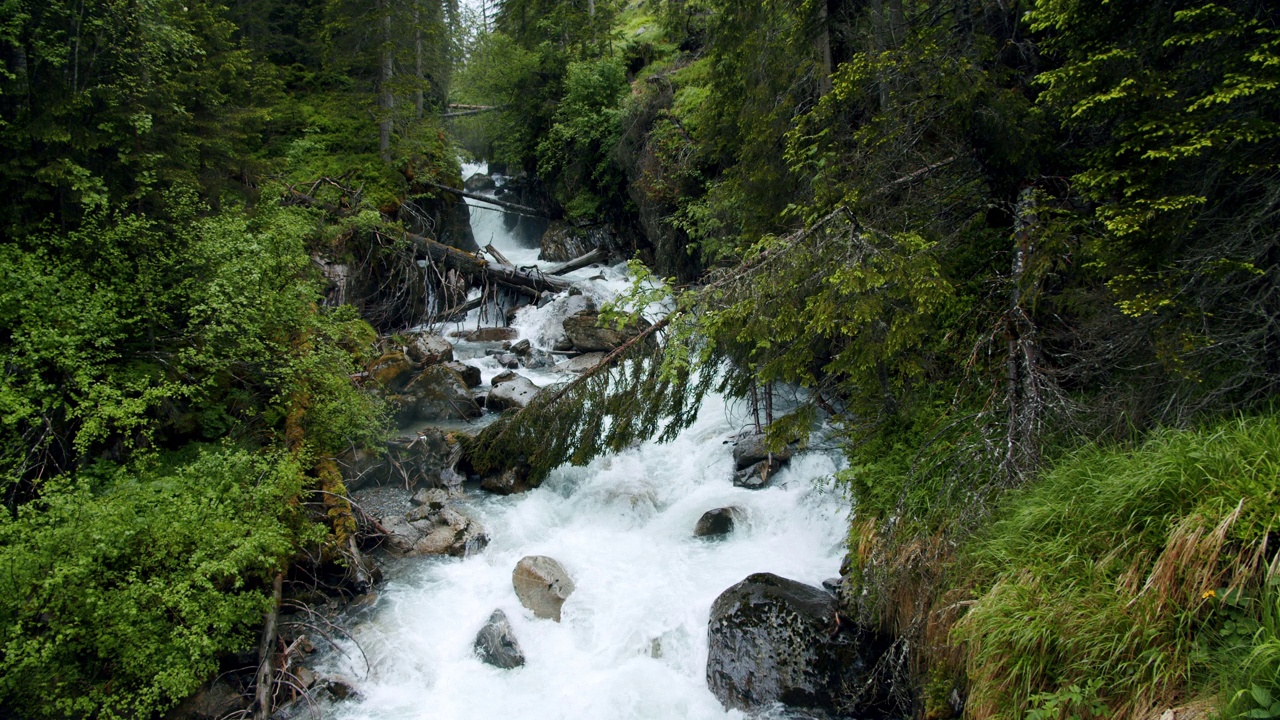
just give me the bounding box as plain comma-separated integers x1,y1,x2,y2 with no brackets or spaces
952,413,1280,719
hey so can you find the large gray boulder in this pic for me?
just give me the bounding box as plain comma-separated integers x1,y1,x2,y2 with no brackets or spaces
562,311,650,352
404,365,482,422
538,220,611,262
733,432,792,470
706,573,889,714
487,375,540,412
405,333,454,366
407,504,489,557
474,609,526,669
512,555,575,621
367,350,415,391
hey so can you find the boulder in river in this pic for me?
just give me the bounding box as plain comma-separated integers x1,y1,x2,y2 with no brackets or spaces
464,327,519,343
562,311,650,352
487,375,540,412
695,507,742,538
408,504,489,557
445,361,482,388
556,351,606,374
321,674,362,701
474,609,526,669
481,466,533,495
706,573,890,714
513,555,575,621
405,332,454,366
539,220,610,263
404,365,482,422
734,457,785,489
733,432,793,470
367,350,415,390
465,172,497,191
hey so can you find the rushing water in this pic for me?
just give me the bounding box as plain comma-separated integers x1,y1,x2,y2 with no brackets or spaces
309,163,851,720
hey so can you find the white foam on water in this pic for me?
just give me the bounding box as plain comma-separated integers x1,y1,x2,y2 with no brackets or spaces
314,394,849,720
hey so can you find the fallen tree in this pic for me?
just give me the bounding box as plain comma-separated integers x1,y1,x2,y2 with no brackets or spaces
390,230,573,297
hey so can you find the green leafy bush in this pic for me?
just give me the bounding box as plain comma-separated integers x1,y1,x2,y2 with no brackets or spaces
0,445,320,719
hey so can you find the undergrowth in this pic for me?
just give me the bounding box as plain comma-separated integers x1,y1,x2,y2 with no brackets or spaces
952,412,1280,719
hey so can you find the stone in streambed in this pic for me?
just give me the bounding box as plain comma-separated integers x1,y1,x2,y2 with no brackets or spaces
487,376,540,412
733,457,785,489
404,333,454,366
512,555,575,621
705,573,889,714
464,327,519,343
404,365,481,422
367,350,414,390
695,507,741,538
733,432,792,470
445,361,482,388
481,466,533,495
474,609,526,669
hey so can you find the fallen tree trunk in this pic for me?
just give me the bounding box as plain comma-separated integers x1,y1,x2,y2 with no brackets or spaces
253,572,284,720
549,248,605,276
417,180,546,218
398,231,572,296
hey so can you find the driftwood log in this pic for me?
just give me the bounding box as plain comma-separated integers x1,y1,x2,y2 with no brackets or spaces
400,231,572,296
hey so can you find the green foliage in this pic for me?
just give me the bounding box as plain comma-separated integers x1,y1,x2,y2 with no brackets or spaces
0,444,320,719
954,412,1280,718
537,58,629,218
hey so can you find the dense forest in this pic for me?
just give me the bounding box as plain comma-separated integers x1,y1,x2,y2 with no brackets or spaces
2,0,1279,718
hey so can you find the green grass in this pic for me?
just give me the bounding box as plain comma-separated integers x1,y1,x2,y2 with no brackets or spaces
952,412,1280,719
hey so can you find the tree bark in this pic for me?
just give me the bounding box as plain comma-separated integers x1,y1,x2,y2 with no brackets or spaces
418,180,546,217
815,0,833,96
549,248,605,276
400,231,572,295
414,4,425,119
378,0,394,160
253,573,284,720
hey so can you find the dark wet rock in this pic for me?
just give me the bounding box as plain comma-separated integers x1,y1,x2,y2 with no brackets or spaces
552,336,575,351
539,220,611,262
474,609,526,669
465,327,519,343
164,678,245,720
294,666,317,689
695,507,741,538
523,350,556,369
367,351,415,390
405,333,454,366
562,311,651,352
405,365,482,422
513,555,575,621
733,433,793,470
706,573,890,715
444,361,482,388
488,376,540,412
343,429,462,491
734,458,785,489
492,370,520,386
481,466,533,495
465,172,497,191
439,197,481,253
562,293,597,316
511,339,531,355
496,352,520,369
322,674,362,701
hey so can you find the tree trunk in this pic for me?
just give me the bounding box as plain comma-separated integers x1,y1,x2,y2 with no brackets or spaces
815,0,833,96
253,573,284,720
402,231,572,295
378,0,394,160
414,4,425,119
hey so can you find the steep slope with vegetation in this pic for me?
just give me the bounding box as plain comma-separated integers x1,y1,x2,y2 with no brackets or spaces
0,1,471,716
457,0,1280,716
